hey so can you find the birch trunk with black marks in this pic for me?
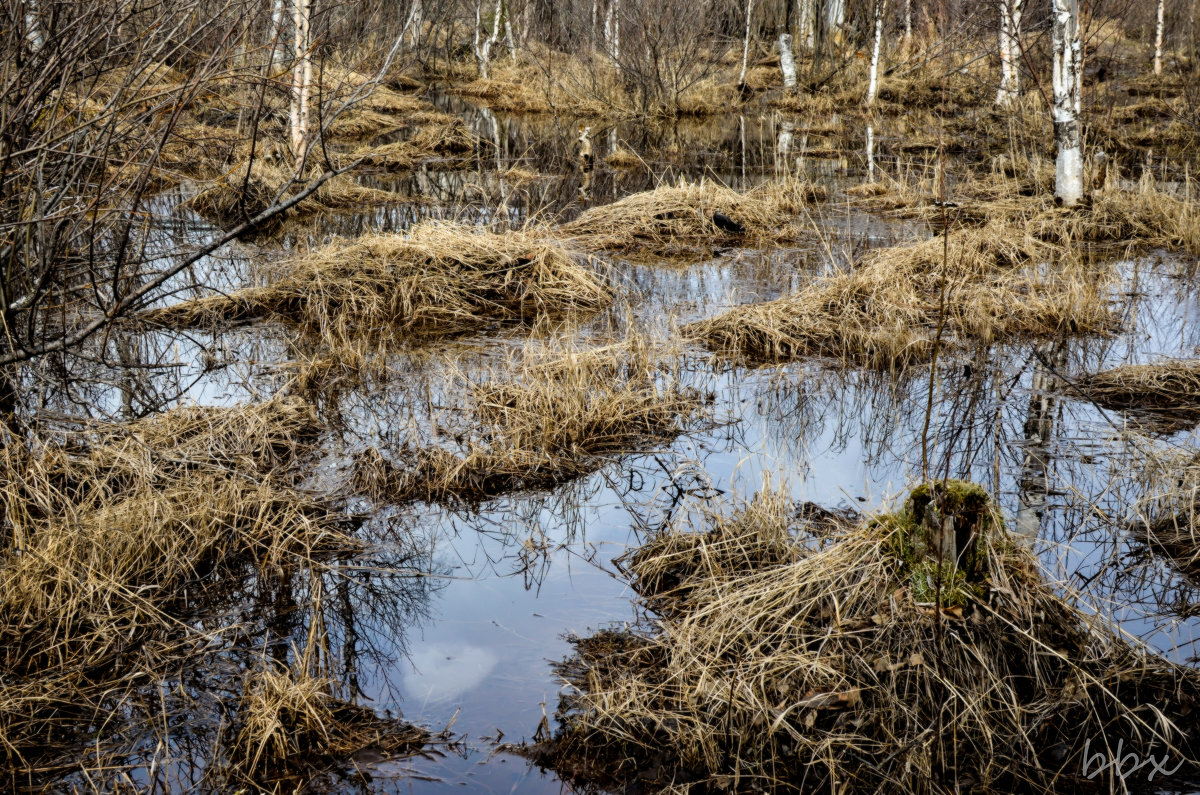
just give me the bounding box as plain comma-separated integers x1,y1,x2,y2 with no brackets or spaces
995,0,1023,106
474,0,503,78
866,0,886,104
780,33,798,89
1051,0,1083,206
904,0,912,42
738,0,758,87
1155,0,1165,75
799,0,815,50
603,0,620,61
269,0,286,68
289,0,313,161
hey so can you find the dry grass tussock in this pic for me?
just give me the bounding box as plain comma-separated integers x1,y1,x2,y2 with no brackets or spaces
562,178,826,259
236,663,427,782
187,158,406,231
143,223,612,341
0,398,421,783
851,170,1200,255
1133,450,1200,583
1073,359,1200,425
353,339,709,507
533,484,1200,792
688,221,1117,369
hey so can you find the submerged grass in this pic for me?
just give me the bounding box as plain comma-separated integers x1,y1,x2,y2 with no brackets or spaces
143,223,612,341
533,485,1200,792
688,221,1116,370
562,178,826,259
353,339,709,507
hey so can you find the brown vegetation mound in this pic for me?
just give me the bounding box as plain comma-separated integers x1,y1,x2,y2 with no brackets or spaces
688,221,1116,369
353,341,708,507
532,485,1200,793
1074,360,1200,428
563,178,826,258
144,223,612,340
0,398,421,786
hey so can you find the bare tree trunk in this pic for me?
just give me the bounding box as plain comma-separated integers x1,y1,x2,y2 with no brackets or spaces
1051,0,1083,206
24,0,43,53
799,0,815,50
1155,0,1165,75
904,0,913,42
269,0,286,68
406,0,424,48
779,33,797,89
504,0,517,63
603,0,620,61
289,0,313,161
866,0,886,104
995,0,1023,106
738,0,758,86
825,0,847,45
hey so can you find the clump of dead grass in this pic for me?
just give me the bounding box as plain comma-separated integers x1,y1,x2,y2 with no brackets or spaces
562,178,826,258
688,221,1117,369
533,484,1200,792
1073,359,1200,426
144,223,613,340
353,340,708,507
0,398,385,783
235,663,427,783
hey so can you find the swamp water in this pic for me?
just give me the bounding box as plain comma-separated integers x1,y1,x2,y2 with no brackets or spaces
33,105,1200,792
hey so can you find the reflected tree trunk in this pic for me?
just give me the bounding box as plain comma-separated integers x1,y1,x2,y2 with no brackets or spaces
1015,341,1068,540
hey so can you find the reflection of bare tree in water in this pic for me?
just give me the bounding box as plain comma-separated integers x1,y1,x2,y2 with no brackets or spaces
1015,340,1068,540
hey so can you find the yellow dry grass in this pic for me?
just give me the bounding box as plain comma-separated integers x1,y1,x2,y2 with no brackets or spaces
688,221,1117,370
562,178,826,258
534,484,1200,792
143,223,613,341
353,339,708,507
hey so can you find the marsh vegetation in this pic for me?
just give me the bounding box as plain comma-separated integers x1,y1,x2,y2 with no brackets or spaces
3,0,1200,792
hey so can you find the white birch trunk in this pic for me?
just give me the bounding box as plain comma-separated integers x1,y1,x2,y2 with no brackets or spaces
269,0,286,68
504,0,517,63
406,0,424,47
866,124,876,181
799,0,815,50
779,33,797,90
474,0,487,77
826,0,847,41
24,0,43,53
603,0,621,61
289,0,313,161
1051,0,1083,206
904,0,913,42
995,0,1023,106
866,0,886,104
1154,0,1165,75
738,0,757,86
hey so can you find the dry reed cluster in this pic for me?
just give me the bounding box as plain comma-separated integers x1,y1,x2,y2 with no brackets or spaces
144,223,613,341
0,398,419,786
562,178,826,258
534,485,1200,792
353,340,708,507
688,221,1116,369
1074,359,1200,424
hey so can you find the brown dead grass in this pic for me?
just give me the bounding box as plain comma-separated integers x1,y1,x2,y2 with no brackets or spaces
0,398,393,784
533,485,1200,792
143,223,612,340
353,340,707,507
562,178,826,258
1073,359,1200,426
688,221,1117,370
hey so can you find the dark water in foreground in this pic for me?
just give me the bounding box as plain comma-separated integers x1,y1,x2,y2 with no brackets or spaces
49,100,1200,791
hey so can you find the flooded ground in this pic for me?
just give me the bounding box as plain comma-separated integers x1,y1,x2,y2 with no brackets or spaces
31,98,1200,791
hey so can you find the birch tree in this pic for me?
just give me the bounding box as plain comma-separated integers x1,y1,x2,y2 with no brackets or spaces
866,0,886,104
1154,0,1165,75
1050,0,1083,206
24,0,44,53
738,0,758,87
904,0,913,43
995,0,1023,106
798,0,815,50
268,0,286,69
474,0,504,78
603,0,620,61
289,0,313,162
